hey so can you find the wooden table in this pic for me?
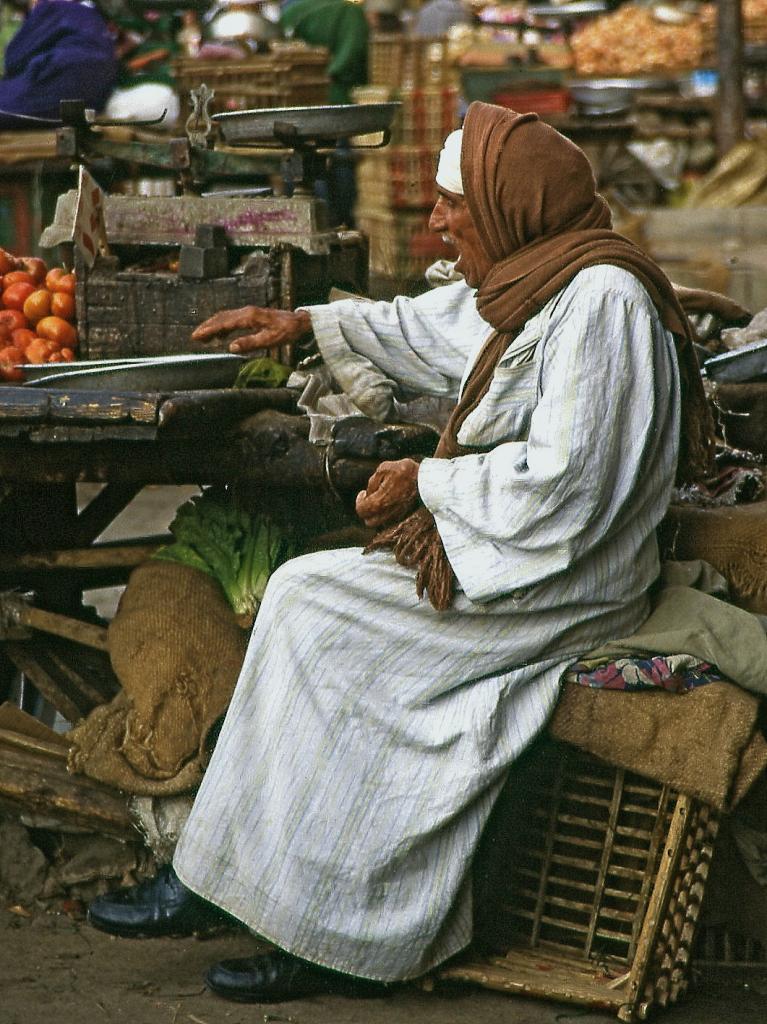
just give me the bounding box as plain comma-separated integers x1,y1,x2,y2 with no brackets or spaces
0,383,438,721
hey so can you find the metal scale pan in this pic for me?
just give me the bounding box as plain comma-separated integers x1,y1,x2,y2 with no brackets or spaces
213,102,401,146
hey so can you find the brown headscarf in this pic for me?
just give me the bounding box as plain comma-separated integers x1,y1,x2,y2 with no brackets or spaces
367,102,717,610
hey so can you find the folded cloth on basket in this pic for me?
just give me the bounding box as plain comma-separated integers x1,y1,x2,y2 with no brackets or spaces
551,560,767,810
659,502,767,614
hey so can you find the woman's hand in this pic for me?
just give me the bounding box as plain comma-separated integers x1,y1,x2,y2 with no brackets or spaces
190,306,313,353
355,458,420,528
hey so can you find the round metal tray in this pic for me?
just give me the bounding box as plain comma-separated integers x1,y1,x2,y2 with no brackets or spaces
22,354,248,391
213,103,401,145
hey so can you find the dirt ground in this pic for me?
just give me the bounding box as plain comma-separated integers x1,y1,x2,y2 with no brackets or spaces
2,906,767,1024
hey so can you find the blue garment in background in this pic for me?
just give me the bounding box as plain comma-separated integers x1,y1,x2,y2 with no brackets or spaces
0,0,117,127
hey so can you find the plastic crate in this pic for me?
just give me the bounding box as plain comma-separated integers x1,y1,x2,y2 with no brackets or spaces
441,739,720,1023
369,33,458,89
492,87,572,116
173,45,329,119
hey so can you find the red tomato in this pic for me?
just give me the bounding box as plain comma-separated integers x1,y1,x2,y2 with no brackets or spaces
35,316,77,348
22,288,52,324
24,338,49,364
59,347,75,362
0,363,24,382
50,272,76,296
46,351,65,363
0,342,25,382
50,291,75,321
0,345,24,365
44,267,66,290
0,250,16,277
0,309,28,332
3,270,34,289
2,282,35,310
17,257,47,285
11,328,36,351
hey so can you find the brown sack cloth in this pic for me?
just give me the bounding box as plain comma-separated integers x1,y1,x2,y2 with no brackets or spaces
659,501,767,614
67,561,247,796
550,680,767,811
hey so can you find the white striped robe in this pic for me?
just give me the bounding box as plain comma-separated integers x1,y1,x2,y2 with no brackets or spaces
173,265,681,981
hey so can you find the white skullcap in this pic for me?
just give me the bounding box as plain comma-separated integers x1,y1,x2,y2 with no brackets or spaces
435,128,463,195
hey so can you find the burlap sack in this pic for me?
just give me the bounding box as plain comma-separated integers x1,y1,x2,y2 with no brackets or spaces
67,561,247,795
659,501,767,613
550,680,767,811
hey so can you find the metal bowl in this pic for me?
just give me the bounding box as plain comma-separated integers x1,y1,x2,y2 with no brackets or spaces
568,84,634,116
568,76,678,116
22,354,248,391
213,103,401,144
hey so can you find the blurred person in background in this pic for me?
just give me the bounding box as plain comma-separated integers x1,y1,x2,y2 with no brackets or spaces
412,0,472,37
102,5,181,124
280,0,369,105
364,0,403,33
281,0,403,227
0,0,117,127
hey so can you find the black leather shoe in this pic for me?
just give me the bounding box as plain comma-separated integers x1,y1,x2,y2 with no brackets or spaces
87,864,233,938
205,950,391,1003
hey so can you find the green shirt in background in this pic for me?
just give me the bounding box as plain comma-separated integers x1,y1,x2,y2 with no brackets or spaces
280,0,368,105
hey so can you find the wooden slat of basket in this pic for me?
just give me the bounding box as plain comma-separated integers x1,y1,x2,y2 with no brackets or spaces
541,894,638,926
442,947,630,1011
620,793,695,1020
586,767,629,956
516,871,631,899
555,811,612,831
608,864,649,881
548,852,601,872
529,754,565,946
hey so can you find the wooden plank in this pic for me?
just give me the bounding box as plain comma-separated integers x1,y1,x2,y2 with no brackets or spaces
717,0,745,158
0,388,50,420
0,726,69,760
27,424,158,443
4,643,84,724
0,702,69,746
0,741,135,839
48,390,162,424
10,605,110,651
624,794,690,1016
0,541,161,572
71,481,144,545
586,769,626,956
44,649,114,709
530,757,565,946
157,388,298,430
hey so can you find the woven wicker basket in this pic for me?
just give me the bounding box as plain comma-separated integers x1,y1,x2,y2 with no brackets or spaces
441,739,720,1023
369,33,459,89
352,205,436,282
356,148,439,210
352,85,460,147
173,45,329,119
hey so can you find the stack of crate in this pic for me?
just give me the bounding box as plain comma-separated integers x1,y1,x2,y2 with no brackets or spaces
173,43,329,122
354,34,461,288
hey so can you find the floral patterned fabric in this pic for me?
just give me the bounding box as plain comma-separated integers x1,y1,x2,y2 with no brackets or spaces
565,653,726,692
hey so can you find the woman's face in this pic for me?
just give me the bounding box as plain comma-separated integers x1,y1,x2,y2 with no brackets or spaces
429,187,492,288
